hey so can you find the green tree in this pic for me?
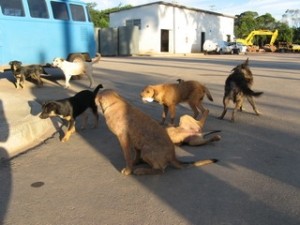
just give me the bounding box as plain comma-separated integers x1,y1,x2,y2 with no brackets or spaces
87,2,132,28
234,11,258,38
276,22,293,42
234,11,294,44
255,13,276,30
292,27,300,43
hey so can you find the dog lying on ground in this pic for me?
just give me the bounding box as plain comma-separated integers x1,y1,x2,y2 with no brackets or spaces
95,89,217,176
9,60,45,88
140,79,213,125
52,53,101,88
39,84,103,142
218,58,263,122
166,110,221,146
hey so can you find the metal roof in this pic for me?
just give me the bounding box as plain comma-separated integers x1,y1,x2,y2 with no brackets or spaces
110,1,235,19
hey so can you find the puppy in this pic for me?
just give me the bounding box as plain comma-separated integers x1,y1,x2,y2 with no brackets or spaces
219,58,263,121
166,110,221,146
9,60,45,88
95,89,217,176
140,80,213,125
40,84,103,142
52,53,101,88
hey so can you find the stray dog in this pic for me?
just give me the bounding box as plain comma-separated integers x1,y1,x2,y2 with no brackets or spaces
52,53,101,88
95,89,217,175
40,84,103,142
219,58,263,121
166,110,221,146
9,60,45,88
140,80,213,125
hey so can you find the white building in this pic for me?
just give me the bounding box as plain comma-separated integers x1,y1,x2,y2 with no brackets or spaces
109,1,235,54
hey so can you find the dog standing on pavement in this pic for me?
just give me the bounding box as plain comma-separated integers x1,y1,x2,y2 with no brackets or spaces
39,84,103,142
52,53,101,88
218,58,263,121
95,89,217,176
9,60,45,88
140,80,213,125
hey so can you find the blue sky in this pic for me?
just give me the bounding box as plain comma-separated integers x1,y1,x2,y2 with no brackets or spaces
82,0,299,20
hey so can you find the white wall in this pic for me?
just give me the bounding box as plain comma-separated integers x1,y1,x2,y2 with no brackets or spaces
110,3,234,54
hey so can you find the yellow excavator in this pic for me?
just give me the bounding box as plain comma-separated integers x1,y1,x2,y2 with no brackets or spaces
236,29,278,52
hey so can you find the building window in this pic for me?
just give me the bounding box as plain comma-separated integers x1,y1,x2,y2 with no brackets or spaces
126,19,141,29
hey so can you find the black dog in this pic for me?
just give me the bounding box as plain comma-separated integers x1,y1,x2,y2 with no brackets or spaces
218,58,263,121
39,84,103,142
9,60,45,88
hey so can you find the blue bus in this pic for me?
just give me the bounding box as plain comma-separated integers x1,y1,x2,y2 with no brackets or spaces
0,0,96,70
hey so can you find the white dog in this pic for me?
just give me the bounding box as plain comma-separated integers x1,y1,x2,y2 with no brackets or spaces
52,53,101,88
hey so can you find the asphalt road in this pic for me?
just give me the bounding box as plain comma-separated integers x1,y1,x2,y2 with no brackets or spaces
1,53,300,225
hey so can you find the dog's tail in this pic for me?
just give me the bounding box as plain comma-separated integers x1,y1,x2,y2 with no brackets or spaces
93,83,104,95
239,83,263,97
203,130,221,137
173,158,218,168
92,53,101,64
204,86,214,102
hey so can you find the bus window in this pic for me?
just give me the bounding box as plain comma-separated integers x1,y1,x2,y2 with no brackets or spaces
51,1,69,20
86,6,92,22
0,0,25,17
70,4,86,21
28,0,49,19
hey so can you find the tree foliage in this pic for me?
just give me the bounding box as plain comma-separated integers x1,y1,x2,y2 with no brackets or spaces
282,9,300,28
234,11,295,44
87,2,132,28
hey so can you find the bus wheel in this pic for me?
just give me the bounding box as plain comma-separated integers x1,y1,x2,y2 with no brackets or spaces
67,53,85,62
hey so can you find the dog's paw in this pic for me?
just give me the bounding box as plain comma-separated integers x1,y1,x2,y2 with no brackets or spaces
255,110,262,116
61,136,69,142
212,135,221,142
121,167,132,176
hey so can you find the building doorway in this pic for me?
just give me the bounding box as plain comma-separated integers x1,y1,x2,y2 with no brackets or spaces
161,29,169,52
201,32,205,52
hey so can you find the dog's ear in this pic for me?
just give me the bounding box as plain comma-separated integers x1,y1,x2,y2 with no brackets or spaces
151,86,158,98
177,79,184,83
244,58,249,66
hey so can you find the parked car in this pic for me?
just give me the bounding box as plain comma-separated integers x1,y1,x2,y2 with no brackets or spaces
203,40,247,54
228,42,248,54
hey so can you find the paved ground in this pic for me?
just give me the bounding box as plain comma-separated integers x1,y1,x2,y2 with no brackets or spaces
0,53,300,225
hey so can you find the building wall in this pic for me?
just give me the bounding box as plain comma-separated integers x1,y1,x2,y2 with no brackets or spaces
109,3,234,54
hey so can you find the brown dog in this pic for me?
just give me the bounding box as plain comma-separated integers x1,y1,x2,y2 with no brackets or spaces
219,58,263,121
140,80,213,125
95,89,217,175
166,110,221,146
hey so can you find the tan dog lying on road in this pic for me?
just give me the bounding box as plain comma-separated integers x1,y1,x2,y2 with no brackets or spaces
166,110,221,146
95,89,218,175
52,53,101,88
140,79,213,125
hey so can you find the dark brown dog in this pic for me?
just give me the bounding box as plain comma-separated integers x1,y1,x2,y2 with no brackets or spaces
219,58,263,121
140,80,213,125
166,110,221,146
40,84,103,142
9,60,45,88
95,89,217,175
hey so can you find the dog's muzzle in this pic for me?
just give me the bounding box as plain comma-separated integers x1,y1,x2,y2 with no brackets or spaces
142,97,154,103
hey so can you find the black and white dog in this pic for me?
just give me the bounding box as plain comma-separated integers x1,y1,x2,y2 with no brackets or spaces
39,84,103,142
